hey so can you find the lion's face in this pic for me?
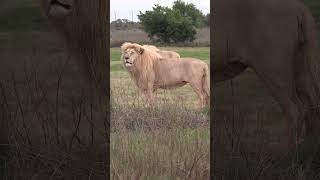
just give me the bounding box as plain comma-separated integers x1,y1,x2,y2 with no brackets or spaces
41,0,74,19
122,47,143,68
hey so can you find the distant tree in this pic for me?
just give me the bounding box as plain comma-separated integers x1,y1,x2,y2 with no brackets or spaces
204,13,210,26
304,0,320,23
138,2,199,43
110,19,142,30
172,0,205,28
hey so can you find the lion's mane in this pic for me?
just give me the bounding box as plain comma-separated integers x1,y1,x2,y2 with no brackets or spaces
121,42,162,89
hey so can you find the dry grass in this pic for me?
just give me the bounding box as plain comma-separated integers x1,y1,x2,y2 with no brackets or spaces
0,66,108,179
110,29,150,47
110,83,210,180
111,129,209,180
0,31,108,179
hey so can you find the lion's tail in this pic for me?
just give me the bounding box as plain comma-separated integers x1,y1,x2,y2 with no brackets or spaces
296,4,320,135
202,64,210,104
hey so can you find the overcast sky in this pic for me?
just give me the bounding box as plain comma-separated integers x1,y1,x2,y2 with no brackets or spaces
110,0,210,22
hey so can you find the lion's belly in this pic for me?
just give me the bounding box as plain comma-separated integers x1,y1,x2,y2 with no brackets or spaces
153,60,192,89
154,81,187,90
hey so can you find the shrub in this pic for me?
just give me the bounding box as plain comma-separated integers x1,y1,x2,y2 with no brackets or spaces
138,1,203,43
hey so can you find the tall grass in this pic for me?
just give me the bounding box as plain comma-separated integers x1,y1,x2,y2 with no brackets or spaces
111,80,209,180
0,32,108,179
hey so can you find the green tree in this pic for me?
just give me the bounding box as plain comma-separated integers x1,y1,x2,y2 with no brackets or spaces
172,0,205,28
110,19,142,30
304,0,320,23
138,3,198,43
204,13,210,26
110,19,129,30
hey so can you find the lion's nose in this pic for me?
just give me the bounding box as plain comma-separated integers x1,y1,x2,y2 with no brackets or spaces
125,57,129,60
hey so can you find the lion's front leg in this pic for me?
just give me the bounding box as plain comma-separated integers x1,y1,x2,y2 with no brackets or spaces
142,89,155,107
146,79,156,107
147,90,155,106
142,81,155,107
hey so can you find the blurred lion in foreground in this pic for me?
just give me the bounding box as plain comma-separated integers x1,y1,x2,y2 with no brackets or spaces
121,42,209,107
143,45,181,59
214,0,320,147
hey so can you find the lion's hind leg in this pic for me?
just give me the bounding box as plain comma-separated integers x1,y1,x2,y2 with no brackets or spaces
294,56,320,137
189,79,207,108
202,66,210,106
252,59,304,148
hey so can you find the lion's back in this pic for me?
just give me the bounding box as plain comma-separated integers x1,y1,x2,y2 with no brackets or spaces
155,57,208,76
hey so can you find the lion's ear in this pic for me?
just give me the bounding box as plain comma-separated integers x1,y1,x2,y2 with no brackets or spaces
137,46,144,54
121,42,130,51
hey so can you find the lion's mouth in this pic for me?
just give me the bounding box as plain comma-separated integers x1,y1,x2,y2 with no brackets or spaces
125,60,133,66
50,0,72,10
48,0,72,18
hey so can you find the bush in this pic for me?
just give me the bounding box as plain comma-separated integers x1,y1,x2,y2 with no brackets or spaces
138,2,202,43
110,19,142,30
172,0,206,28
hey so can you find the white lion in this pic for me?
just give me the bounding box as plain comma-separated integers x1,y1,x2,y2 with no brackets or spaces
121,42,209,107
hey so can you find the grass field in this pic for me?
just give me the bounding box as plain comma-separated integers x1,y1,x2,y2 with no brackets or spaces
110,47,210,179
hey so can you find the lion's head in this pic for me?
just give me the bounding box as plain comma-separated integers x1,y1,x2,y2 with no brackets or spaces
121,42,145,68
121,42,162,87
40,0,108,96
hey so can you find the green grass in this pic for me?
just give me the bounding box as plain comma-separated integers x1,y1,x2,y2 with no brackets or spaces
166,47,210,61
110,48,122,61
